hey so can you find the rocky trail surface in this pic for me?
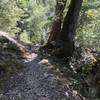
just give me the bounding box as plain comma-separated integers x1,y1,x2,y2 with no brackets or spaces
0,32,84,100
0,53,84,100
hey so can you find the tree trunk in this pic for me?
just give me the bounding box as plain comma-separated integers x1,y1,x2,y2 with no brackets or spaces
47,0,83,58
48,0,67,43
59,0,83,41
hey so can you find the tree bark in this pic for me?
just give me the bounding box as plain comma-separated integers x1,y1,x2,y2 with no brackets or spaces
45,0,83,58
47,0,83,58
59,0,83,41
48,0,67,43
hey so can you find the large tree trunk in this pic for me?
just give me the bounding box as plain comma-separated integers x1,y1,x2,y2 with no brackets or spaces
57,0,83,57
59,0,83,41
47,0,83,58
48,0,67,43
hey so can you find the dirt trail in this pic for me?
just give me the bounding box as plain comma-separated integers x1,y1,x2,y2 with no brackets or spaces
0,50,84,100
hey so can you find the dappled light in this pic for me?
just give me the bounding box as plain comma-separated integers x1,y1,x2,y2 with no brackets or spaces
0,0,100,100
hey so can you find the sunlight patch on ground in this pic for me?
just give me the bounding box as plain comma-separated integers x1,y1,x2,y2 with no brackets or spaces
24,53,37,62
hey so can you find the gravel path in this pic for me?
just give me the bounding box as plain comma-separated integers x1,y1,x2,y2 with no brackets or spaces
0,53,83,100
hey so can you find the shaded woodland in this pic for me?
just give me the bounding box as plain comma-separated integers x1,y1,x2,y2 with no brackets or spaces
0,0,100,100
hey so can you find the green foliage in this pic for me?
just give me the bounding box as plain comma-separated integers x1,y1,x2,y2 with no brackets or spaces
26,1,46,43
0,0,99,47
0,0,23,34
76,0,100,50
0,0,56,44
16,0,56,44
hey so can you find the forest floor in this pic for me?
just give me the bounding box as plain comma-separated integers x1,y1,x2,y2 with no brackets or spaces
0,33,84,100
0,52,82,100
0,32,100,100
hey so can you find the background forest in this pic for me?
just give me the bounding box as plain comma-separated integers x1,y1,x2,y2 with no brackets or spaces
0,0,100,49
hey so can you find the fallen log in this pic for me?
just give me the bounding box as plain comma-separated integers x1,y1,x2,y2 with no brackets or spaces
0,31,31,55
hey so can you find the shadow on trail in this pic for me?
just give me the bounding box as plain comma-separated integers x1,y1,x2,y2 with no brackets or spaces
0,32,84,99
0,48,85,100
